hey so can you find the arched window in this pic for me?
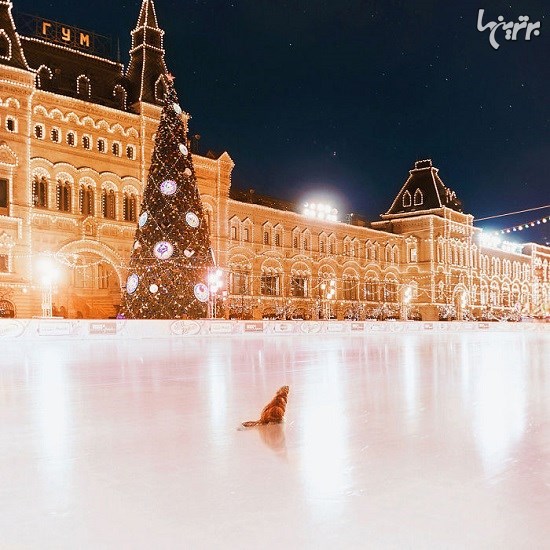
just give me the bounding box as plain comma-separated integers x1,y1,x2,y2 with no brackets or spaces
263,231,269,245
67,131,76,147
51,128,60,143
112,142,120,156
123,192,137,222
413,188,423,206
32,176,48,208
34,124,44,139
77,75,91,98
126,145,135,160
113,85,127,110
79,185,94,215
402,190,412,207
36,65,52,89
385,244,392,263
102,188,116,219
6,116,16,132
56,179,72,212
82,135,91,150
97,138,106,153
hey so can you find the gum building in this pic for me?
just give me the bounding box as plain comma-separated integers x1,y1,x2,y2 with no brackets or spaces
0,0,548,320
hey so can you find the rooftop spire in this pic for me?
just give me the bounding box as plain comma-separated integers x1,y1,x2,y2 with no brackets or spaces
126,0,168,105
136,0,160,29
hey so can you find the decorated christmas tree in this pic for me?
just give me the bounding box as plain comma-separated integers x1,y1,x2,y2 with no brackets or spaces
120,76,213,319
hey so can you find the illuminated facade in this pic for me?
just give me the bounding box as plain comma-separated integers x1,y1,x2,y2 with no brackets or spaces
0,0,548,320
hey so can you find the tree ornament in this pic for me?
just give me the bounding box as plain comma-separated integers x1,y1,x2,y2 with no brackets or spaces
126,274,139,294
179,143,188,156
160,179,177,195
194,283,209,302
149,284,159,294
138,211,148,227
153,241,174,260
186,212,199,228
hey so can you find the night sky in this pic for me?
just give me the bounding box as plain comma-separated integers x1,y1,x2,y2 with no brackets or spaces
13,0,549,244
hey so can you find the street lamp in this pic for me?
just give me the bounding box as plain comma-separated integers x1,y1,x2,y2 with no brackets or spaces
320,279,336,319
37,256,59,318
208,268,223,318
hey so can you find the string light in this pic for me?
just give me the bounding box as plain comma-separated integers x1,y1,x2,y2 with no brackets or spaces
492,215,549,235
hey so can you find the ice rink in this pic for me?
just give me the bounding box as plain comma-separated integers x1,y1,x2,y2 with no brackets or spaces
1,328,550,549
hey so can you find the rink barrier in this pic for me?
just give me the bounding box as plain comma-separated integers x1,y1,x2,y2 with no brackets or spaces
0,318,548,340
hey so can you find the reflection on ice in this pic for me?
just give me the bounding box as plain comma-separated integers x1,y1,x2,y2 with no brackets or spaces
257,423,287,458
472,344,527,478
300,348,349,504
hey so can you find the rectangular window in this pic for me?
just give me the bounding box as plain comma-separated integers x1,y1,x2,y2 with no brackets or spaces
366,282,378,302
244,228,249,242
343,279,358,300
0,254,8,272
231,271,249,294
231,226,237,240
410,248,417,262
261,274,280,296
384,282,398,303
0,178,8,209
291,276,308,297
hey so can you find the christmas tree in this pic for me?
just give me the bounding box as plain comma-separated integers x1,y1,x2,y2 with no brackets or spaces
120,76,213,319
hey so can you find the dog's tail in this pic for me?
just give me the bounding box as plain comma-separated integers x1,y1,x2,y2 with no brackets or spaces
242,420,260,427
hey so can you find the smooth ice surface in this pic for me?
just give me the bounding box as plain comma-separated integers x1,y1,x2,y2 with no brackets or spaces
1,330,550,549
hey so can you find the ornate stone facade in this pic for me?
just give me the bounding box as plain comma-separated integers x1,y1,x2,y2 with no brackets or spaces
0,0,548,320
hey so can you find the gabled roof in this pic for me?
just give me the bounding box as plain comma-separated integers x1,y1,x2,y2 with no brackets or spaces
382,159,463,218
